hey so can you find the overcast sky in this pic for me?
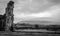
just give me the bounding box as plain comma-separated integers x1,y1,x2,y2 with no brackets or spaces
0,0,60,25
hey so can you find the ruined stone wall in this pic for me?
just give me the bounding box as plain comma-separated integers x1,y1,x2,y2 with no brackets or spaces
5,1,14,31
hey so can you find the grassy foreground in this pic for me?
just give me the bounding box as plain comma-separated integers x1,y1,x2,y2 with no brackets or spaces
0,31,60,36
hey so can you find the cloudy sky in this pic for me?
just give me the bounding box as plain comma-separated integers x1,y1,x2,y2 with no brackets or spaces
0,0,60,25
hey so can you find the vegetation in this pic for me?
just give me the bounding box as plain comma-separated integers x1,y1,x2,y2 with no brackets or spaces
13,23,60,31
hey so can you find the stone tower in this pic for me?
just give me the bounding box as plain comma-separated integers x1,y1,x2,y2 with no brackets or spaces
5,1,14,31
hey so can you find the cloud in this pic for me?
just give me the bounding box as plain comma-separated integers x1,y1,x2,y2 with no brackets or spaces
14,5,60,23
47,5,60,20
14,0,51,14
0,0,60,24
47,0,60,4
14,0,60,14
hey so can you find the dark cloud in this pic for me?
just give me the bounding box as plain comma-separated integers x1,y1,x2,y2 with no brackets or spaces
48,0,60,4
14,0,60,14
14,0,52,14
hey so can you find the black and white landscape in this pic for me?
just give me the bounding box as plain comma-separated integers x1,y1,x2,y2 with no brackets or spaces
0,0,60,36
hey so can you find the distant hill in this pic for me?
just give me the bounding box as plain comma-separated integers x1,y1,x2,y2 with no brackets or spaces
20,21,60,25
17,17,60,25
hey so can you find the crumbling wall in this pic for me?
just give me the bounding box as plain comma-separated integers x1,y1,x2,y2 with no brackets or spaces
5,1,14,31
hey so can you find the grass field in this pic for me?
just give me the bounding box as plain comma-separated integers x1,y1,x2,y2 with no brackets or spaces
0,31,60,36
